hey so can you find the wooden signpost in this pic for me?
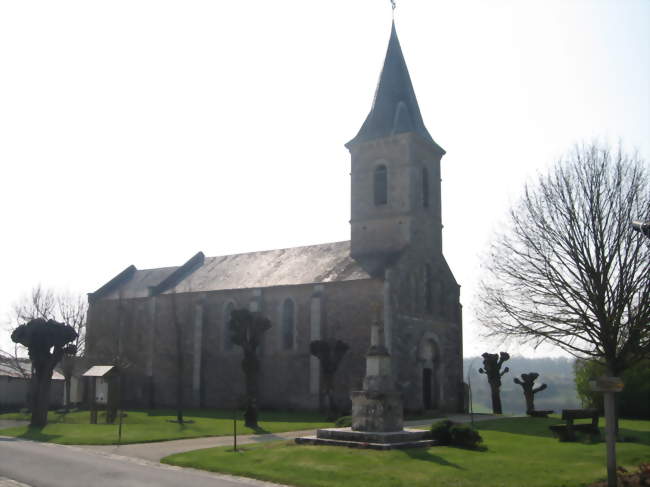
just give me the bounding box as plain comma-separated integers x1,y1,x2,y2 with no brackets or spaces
589,376,624,487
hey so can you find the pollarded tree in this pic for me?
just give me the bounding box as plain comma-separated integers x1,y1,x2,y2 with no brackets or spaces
11,319,78,427
478,142,650,378
513,373,547,415
8,286,87,409
309,339,349,419
478,352,510,414
229,308,271,428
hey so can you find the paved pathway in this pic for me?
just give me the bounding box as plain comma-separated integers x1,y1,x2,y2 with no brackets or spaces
0,421,28,430
0,436,287,487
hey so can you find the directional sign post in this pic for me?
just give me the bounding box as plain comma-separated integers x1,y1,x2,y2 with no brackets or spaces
590,376,624,487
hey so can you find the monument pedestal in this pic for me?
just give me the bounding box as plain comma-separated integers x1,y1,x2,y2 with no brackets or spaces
296,321,434,449
295,427,435,450
351,390,403,432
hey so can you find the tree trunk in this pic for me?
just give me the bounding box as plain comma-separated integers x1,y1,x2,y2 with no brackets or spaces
64,376,71,409
489,382,502,414
524,389,535,414
176,356,184,424
323,374,335,420
243,351,259,428
31,363,54,428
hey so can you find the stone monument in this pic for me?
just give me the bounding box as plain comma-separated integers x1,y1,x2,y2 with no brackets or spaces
296,320,434,449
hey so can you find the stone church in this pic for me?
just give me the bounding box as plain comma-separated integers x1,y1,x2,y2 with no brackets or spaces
86,23,464,413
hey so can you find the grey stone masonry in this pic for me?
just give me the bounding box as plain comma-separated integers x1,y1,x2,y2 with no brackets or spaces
351,322,402,432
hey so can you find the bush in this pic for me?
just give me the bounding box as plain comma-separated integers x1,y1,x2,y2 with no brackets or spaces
430,420,454,445
450,423,483,449
334,415,352,428
431,420,483,449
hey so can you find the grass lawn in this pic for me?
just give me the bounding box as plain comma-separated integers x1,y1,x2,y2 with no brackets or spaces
162,417,650,487
0,409,332,445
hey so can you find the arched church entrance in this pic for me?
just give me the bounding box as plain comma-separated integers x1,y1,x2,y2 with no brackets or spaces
419,336,441,411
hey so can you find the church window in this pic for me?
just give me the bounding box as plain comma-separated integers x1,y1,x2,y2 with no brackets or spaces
422,166,429,208
374,165,388,206
282,298,295,350
223,301,235,351
425,264,433,314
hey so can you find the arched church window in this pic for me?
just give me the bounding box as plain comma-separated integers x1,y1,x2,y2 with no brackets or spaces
425,264,433,313
282,298,295,350
223,301,235,351
422,166,429,208
374,165,388,206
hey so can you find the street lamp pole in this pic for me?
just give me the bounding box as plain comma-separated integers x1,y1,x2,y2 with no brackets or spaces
631,220,650,239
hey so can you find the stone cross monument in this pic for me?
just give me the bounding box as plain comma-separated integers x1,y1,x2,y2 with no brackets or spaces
296,318,434,449
350,321,403,432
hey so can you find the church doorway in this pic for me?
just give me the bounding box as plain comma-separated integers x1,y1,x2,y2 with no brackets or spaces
419,338,440,411
422,368,432,409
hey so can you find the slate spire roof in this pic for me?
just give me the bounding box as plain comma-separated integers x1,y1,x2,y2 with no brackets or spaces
347,22,443,153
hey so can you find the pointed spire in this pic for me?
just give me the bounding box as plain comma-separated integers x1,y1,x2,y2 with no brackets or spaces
347,22,443,153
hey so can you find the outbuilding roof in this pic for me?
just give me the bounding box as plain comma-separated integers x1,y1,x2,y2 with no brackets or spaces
0,361,64,380
82,365,115,377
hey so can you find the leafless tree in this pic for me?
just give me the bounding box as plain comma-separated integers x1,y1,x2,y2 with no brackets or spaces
57,292,87,407
11,319,77,427
478,352,510,414
13,285,56,322
309,338,349,419
4,286,87,408
229,308,271,428
169,291,187,424
478,142,650,377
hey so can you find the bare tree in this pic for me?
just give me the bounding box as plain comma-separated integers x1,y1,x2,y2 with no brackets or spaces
57,292,87,408
6,286,87,409
478,352,510,414
229,308,271,428
13,285,56,323
513,373,547,415
478,142,650,377
309,338,349,419
11,319,77,427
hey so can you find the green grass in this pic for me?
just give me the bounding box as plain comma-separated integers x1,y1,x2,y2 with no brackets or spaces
0,409,331,445
162,417,650,487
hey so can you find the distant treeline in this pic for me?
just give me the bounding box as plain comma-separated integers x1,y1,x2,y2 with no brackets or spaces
464,356,581,415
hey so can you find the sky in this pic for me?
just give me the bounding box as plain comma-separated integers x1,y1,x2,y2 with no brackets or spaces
1,0,648,358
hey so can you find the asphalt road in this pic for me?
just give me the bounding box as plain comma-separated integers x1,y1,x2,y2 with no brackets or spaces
0,436,285,487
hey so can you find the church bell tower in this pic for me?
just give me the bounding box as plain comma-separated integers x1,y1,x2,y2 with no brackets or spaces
346,23,446,275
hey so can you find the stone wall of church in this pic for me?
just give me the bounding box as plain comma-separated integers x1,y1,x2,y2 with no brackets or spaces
85,278,385,411
386,247,464,413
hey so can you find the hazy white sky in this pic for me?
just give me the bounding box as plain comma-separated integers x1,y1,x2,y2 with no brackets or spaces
1,1,648,357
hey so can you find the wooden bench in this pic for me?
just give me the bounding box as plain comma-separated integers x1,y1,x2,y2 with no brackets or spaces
549,408,599,441
529,409,553,418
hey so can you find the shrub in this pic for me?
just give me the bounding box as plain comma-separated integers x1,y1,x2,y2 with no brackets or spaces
334,415,352,427
450,423,483,449
430,420,454,445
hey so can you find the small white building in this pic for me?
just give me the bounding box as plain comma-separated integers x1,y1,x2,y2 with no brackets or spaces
0,360,64,409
